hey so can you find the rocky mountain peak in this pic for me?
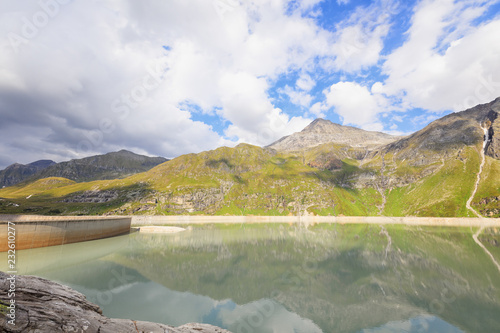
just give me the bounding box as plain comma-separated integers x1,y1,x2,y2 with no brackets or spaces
28,160,57,169
267,118,400,151
301,118,341,133
114,149,136,156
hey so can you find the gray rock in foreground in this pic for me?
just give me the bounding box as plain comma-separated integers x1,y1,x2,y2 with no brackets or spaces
0,271,231,333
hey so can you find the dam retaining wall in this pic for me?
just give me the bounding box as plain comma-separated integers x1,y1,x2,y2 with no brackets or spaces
131,215,500,227
2,214,499,251
0,215,131,252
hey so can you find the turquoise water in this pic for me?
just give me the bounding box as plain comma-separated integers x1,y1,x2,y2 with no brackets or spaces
2,223,500,332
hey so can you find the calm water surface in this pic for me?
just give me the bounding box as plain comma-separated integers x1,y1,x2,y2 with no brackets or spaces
2,223,500,333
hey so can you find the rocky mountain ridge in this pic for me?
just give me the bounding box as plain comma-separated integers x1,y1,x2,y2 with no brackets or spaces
0,150,167,188
267,118,401,151
0,98,499,217
0,160,55,188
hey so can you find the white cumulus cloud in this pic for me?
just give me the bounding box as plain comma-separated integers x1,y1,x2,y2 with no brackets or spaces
324,81,386,130
380,0,500,112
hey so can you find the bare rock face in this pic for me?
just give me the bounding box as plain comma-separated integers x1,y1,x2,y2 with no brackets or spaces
484,106,500,159
62,190,120,203
380,98,500,165
267,118,400,151
0,271,231,333
307,152,343,170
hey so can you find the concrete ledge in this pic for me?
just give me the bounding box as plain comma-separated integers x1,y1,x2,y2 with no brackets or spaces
131,215,500,227
0,215,131,252
2,214,498,252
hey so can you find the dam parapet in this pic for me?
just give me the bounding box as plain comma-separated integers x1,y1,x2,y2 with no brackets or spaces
0,215,131,251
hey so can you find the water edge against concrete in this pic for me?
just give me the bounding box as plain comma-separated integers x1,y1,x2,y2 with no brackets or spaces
131,215,500,227
2,214,499,252
0,215,131,251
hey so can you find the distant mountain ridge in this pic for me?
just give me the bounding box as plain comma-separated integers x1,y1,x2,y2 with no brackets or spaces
380,97,500,163
267,118,401,151
0,160,56,188
0,150,167,188
33,150,168,183
1,98,499,217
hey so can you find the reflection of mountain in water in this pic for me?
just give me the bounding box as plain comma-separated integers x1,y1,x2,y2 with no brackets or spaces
21,224,500,333
107,225,500,333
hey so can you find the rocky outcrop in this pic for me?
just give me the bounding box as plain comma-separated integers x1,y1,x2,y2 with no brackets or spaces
307,152,343,170
159,187,228,214
484,107,500,159
63,190,120,203
0,271,231,333
267,118,400,151
110,183,233,215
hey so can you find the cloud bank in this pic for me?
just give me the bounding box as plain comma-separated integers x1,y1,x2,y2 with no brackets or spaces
0,0,499,168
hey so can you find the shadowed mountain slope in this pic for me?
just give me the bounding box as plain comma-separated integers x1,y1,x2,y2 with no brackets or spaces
18,150,167,186
0,98,499,217
0,160,55,188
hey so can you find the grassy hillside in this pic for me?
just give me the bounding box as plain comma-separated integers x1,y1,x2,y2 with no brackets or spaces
1,99,499,217
0,140,498,217
383,146,481,217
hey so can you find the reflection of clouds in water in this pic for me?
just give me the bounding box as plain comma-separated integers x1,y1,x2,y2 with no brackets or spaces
360,315,462,333
107,281,221,326
67,279,323,332
219,299,323,333
67,281,220,326
25,228,489,333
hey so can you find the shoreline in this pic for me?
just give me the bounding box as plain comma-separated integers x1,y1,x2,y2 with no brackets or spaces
130,215,500,227
2,214,500,229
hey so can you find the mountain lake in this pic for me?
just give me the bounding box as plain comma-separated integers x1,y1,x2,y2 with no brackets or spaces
2,223,500,333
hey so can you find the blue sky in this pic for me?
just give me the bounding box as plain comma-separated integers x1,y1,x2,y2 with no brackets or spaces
0,0,500,168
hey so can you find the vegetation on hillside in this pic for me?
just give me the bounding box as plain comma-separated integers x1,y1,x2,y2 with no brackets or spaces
0,100,499,217
0,140,498,217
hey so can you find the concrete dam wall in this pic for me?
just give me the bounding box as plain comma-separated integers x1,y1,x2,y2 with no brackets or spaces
2,214,499,252
131,215,500,227
0,215,131,252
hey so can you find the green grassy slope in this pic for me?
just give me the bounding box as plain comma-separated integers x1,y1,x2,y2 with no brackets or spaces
383,146,481,217
0,140,498,217
1,103,499,219
472,156,500,217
